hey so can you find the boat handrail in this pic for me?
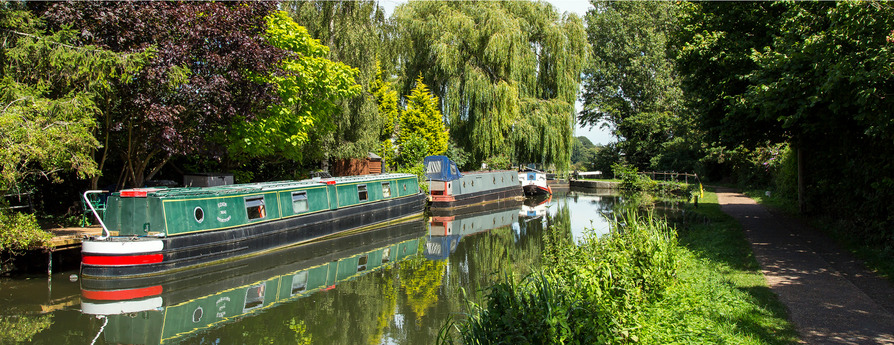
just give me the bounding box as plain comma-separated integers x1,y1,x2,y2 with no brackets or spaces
83,190,111,240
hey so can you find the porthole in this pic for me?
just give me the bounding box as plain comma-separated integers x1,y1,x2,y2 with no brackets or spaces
463,181,466,188
194,207,204,223
193,306,203,323
493,177,497,184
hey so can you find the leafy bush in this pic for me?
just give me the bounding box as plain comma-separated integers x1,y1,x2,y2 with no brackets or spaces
395,163,428,193
0,211,51,255
613,163,656,192
483,154,511,170
448,211,679,344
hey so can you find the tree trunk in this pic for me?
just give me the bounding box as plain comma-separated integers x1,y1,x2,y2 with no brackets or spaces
798,145,806,214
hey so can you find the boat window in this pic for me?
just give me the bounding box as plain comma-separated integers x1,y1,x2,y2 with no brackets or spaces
194,207,204,223
357,255,368,272
291,191,308,214
243,283,266,311
245,196,266,220
358,184,368,202
426,160,442,174
291,271,308,295
382,182,391,198
382,248,391,264
193,306,203,323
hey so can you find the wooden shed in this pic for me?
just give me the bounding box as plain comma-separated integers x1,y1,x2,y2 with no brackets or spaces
331,153,382,177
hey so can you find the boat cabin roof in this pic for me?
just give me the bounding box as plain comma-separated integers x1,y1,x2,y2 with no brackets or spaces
117,173,415,198
424,155,463,181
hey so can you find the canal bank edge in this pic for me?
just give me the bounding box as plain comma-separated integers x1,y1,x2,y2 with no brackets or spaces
569,179,620,189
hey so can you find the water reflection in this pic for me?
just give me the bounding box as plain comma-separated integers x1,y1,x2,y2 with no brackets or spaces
7,189,637,345
79,219,426,345
425,199,523,260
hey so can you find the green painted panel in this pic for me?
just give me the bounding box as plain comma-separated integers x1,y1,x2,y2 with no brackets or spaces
335,183,361,207
395,177,419,197
275,186,330,217
105,196,164,236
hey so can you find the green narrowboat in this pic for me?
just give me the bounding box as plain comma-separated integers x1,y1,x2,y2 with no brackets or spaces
81,173,426,278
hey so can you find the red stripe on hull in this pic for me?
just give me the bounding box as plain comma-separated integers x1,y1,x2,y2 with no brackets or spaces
82,254,163,266
81,285,163,301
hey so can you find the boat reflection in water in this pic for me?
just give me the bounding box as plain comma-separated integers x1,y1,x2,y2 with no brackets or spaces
424,199,523,260
519,194,552,220
79,218,426,345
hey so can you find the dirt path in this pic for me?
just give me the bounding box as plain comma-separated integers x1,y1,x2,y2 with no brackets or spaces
716,188,894,344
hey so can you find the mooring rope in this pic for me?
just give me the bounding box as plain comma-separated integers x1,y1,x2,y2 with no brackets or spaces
89,316,108,345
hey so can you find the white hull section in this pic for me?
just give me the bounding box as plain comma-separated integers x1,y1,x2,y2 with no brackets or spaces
82,239,165,255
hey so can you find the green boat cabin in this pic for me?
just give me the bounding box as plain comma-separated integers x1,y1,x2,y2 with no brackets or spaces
102,174,420,237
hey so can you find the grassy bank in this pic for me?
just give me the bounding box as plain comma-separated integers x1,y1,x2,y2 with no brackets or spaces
441,190,798,344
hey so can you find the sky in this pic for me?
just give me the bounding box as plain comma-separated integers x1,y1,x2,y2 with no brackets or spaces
378,0,615,145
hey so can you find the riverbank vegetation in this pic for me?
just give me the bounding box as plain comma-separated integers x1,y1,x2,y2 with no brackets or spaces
442,190,797,344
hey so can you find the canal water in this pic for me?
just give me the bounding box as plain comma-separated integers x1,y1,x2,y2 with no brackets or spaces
1,189,631,345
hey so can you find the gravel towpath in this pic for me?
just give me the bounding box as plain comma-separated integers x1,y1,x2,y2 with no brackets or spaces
716,188,894,344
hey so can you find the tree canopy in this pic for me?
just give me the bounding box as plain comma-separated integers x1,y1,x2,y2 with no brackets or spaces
580,0,693,170
228,11,361,163
394,1,587,170
285,1,391,165
398,76,448,158
41,1,284,187
675,1,894,243
0,4,146,191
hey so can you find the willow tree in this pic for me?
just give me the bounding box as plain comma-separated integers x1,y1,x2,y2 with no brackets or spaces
393,1,587,170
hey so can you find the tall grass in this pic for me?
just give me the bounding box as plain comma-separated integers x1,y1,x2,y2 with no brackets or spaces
441,191,797,345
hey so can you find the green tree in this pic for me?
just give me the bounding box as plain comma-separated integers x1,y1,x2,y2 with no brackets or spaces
394,1,587,169
285,1,392,168
43,2,287,187
0,5,145,191
371,62,400,170
580,0,690,170
675,1,894,244
398,76,448,159
229,11,361,163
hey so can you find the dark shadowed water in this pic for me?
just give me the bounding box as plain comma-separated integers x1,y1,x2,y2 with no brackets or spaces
1,189,635,345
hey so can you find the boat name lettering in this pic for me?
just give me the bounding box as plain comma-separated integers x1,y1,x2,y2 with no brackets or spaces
220,210,227,215
216,297,230,318
217,202,227,208
217,215,231,223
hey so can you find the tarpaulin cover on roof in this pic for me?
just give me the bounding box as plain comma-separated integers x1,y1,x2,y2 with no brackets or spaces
424,156,463,181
